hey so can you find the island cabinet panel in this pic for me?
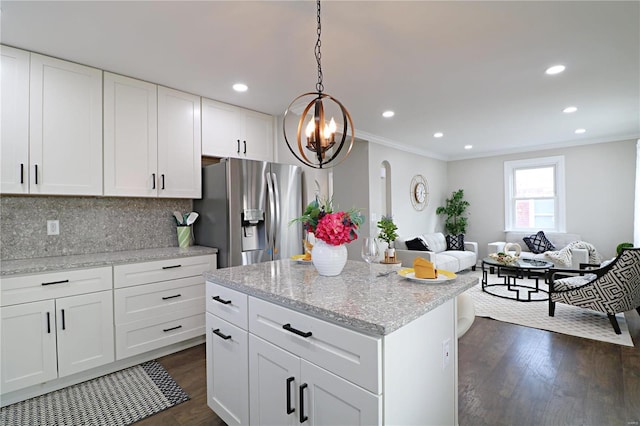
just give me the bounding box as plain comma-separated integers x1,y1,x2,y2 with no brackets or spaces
248,296,382,394
205,313,249,426
249,334,381,426
206,282,248,330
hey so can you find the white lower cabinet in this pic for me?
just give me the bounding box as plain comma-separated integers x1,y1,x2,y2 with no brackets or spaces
249,335,380,426
0,289,114,393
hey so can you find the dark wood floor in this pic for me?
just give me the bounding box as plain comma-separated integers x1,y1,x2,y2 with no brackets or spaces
137,311,640,426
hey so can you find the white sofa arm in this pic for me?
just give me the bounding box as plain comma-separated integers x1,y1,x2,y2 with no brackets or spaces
464,241,478,255
487,241,506,255
394,249,436,267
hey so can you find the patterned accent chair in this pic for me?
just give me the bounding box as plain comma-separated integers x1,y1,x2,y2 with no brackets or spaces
548,247,640,334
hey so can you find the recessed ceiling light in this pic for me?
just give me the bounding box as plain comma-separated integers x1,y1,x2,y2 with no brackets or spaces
433,132,444,138
464,145,473,150
563,106,578,113
545,65,565,75
232,83,248,92
382,110,395,118
575,128,586,134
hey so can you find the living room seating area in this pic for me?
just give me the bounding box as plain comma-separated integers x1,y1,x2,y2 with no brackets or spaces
394,232,478,272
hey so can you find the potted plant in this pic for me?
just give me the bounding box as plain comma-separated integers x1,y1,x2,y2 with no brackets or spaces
436,189,470,235
377,215,399,262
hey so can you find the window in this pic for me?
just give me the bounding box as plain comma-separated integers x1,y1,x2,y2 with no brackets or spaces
504,156,565,232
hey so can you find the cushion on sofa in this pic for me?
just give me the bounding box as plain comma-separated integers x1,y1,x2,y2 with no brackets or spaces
421,233,448,253
523,231,556,254
505,231,581,253
405,237,430,251
446,234,465,251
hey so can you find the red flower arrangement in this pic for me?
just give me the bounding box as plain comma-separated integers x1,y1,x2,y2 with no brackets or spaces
292,197,364,246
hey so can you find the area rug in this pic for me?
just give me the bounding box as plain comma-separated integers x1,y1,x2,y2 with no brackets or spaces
462,271,634,347
0,361,189,426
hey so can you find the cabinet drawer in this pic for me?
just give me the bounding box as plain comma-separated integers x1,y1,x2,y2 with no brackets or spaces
115,310,205,360
0,267,112,306
113,255,215,288
248,297,382,394
206,282,248,330
114,276,204,325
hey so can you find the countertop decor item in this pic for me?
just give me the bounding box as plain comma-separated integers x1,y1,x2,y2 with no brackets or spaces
291,195,363,276
377,215,399,262
282,0,354,169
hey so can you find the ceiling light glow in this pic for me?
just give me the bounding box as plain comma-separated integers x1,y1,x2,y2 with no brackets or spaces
433,132,444,138
232,83,248,92
464,145,473,150
574,128,586,134
382,110,395,118
545,65,566,75
563,106,578,113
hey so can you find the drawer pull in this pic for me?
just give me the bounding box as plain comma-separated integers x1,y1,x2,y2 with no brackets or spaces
161,264,182,270
212,328,232,340
162,294,182,300
42,279,69,286
212,295,232,305
299,383,308,423
286,376,295,414
163,325,183,333
283,323,312,338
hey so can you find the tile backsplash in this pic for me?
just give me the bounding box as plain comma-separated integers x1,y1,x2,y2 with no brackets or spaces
0,196,193,260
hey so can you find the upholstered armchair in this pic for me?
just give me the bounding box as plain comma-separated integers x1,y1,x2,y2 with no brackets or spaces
548,247,640,334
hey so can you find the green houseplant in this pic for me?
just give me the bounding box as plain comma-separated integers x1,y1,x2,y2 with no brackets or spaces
436,189,470,235
377,215,399,262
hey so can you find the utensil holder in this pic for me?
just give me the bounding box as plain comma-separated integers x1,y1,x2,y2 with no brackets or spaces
177,226,192,248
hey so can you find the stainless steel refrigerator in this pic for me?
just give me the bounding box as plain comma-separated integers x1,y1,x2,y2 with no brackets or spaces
193,158,303,268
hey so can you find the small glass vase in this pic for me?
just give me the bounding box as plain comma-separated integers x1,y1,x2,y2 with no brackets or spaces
312,240,348,276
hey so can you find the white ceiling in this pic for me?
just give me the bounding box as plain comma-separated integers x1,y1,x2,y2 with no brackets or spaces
2,1,638,160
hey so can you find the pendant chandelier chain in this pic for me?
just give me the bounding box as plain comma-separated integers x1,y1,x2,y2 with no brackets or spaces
315,0,324,94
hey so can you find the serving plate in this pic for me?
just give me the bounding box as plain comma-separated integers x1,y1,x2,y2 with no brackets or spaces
397,268,456,283
291,254,312,264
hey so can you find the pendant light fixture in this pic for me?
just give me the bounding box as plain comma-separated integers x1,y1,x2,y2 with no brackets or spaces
283,0,354,169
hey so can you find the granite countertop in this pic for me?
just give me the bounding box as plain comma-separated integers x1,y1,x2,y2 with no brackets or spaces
1,246,218,277
205,259,478,336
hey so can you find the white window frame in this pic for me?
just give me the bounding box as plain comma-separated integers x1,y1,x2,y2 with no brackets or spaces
503,156,566,232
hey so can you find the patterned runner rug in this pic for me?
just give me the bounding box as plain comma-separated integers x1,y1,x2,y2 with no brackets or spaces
462,271,634,347
0,361,189,426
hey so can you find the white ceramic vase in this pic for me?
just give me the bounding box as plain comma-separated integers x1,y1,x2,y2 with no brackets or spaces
312,240,348,276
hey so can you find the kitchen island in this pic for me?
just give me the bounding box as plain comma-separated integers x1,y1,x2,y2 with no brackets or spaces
204,259,478,426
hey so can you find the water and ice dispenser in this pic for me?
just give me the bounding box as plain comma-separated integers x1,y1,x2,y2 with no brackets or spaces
241,209,265,252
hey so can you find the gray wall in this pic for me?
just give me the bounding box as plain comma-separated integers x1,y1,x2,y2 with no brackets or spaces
0,195,192,260
447,139,636,259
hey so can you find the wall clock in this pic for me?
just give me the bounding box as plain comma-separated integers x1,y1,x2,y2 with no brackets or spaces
410,174,428,211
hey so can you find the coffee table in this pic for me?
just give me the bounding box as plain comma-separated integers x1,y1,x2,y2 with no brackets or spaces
481,257,553,302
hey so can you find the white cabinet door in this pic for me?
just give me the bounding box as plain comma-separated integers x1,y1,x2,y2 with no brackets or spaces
157,86,202,198
104,72,158,197
29,53,103,195
249,335,299,426
206,313,249,426
0,46,30,194
1,300,58,393
56,290,114,377
301,359,381,426
202,98,242,158
243,110,274,162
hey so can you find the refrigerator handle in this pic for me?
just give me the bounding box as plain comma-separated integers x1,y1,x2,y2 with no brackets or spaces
270,172,281,258
266,172,276,255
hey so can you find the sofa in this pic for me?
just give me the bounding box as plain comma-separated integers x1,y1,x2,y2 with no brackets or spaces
394,232,478,272
488,231,588,269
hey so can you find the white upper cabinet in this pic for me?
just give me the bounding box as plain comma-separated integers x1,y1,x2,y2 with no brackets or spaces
103,72,158,197
29,53,103,195
1,46,30,194
202,98,274,162
157,86,202,198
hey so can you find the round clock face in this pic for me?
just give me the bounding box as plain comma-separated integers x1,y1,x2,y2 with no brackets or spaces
410,175,428,211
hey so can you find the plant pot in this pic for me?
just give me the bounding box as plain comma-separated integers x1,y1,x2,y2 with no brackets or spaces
311,240,348,276
384,248,396,263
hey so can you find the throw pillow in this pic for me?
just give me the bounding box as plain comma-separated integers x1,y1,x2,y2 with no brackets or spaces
446,234,465,251
405,237,430,251
522,231,556,254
